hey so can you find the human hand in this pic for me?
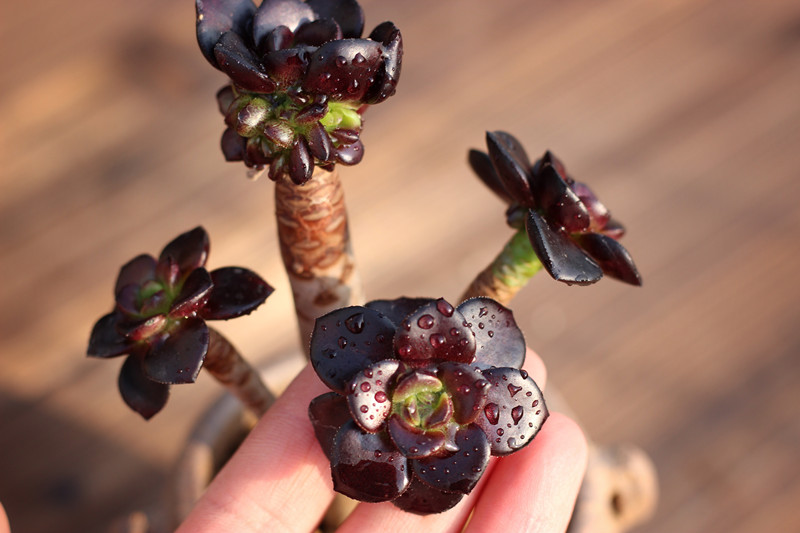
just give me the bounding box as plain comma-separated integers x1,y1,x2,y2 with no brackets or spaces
177,349,588,533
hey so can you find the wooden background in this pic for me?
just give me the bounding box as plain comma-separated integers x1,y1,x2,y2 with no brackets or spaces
1,0,799,531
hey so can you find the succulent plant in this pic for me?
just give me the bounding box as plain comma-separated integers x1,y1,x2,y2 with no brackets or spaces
469,131,641,286
87,227,273,419
308,296,548,514
196,0,403,184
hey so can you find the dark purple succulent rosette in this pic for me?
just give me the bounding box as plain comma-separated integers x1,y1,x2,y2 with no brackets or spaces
469,131,642,286
87,227,273,419
308,296,548,514
196,0,402,184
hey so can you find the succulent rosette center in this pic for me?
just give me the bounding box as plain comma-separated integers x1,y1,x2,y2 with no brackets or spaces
87,227,273,419
196,0,403,184
469,131,642,286
308,296,548,514
392,372,452,430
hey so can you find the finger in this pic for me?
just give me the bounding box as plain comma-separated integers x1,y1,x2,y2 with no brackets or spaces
0,502,9,533
337,349,547,533
176,364,334,533
465,413,588,533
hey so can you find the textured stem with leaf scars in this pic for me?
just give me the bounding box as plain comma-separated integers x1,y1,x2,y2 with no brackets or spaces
203,328,275,417
275,167,364,350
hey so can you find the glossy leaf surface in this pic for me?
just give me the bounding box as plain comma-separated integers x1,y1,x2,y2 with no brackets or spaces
309,392,351,459
214,32,277,93
88,312,131,358
118,354,170,420
413,424,490,494
114,254,156,295
201,267,274,320
158,227,210,276
393,299,476,365
253,0,315,47
476,367,548,456
332,421,409,502
387,415,446,459
310,306,395,393
143,318,209,384
532,164,591,233
437,362,490,425
169,268,213,318
457,298,525,370
526,210,602,285
576,233,642,286
392,476,465,514
468,149,512,205
196,0,257,68
307,0,364,38
365,297,433,326
347,359,400,432
486,131,535,207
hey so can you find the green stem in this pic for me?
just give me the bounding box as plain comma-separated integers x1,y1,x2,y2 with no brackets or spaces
460,229,543,306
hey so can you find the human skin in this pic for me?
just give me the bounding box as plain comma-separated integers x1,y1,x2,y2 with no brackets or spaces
177,348,588,533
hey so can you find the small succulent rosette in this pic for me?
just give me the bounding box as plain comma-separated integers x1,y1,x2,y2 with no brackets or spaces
196,0,402,183
308,296,548,514
87,227,273,419
470,131,641,286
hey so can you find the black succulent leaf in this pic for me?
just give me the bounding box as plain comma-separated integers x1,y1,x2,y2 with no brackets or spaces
470,131,642,286
308,296,548,514
87,227,274,419
196,0,403,183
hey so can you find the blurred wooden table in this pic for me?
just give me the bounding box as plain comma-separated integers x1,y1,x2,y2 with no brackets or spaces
1,0,799,531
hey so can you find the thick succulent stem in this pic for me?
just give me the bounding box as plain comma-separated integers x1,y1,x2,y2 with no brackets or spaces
275,167,364,350
460,228,543,306
203,328,275,417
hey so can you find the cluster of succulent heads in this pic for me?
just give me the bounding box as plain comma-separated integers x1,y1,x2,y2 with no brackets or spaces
195,0,402,184
87,227,273,419
308,296,547,514
471,131,642,286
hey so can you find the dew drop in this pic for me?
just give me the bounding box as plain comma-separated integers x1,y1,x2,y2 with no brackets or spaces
458,385,471,395
436,299,454,317
374,450,382,458
520,370,529,379
417,314,435,329
337,336,348,349
410,446,419,455
536,410,541,415
478,307,488,318
375,391,387,403
398,344,413,357
526,391,532,397
430,333,446,347
511,406,524,425
344,313,365,334
360,382,371,392
353,52,366,64
484,403,500,425
376,333,386,343
472,466,482,473
508,384,522,397
360,405,369,413
532,400,539,407
449,327,459,336
496,428,504,436
335,56,347,66
478,322,485,329
487,330,494,337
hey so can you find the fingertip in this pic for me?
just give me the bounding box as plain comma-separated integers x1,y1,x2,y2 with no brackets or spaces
0,501,10,533
466,413,587,533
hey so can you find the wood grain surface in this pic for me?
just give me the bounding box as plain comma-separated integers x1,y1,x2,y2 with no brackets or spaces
1,0,799,532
